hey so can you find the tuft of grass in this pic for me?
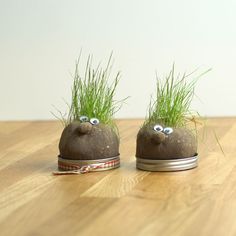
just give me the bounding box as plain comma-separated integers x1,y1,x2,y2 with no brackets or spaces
145,64,211,128
53,53,127,129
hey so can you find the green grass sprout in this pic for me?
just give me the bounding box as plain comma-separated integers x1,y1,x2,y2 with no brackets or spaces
145,64,211,128
53,52,128,129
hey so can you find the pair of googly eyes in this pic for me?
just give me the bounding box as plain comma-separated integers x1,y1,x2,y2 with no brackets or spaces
153,125,173,134
79,116,99,125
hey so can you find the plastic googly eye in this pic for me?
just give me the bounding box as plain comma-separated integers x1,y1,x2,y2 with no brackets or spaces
79,115,89,122
90,118,100,125
153,124,163,132
163,127,173,135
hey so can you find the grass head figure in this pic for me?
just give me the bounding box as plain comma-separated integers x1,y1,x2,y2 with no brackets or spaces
55,53,126,174
136,65,210,171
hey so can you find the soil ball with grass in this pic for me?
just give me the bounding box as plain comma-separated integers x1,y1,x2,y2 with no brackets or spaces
54,54,126,173
136,66,209,171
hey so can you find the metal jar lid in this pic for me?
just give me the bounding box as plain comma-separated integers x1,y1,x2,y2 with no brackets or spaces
136,154,198,172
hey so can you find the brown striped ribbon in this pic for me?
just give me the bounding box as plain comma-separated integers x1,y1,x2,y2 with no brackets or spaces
53,155,120,175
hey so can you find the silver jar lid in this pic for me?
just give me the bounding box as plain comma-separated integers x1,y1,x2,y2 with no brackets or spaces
136,154,198,172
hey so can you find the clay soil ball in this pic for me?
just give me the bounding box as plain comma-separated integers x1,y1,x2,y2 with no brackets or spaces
59,121,119,160
136,124,197,160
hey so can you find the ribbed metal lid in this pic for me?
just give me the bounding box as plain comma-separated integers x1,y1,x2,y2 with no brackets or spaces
136,154,198,172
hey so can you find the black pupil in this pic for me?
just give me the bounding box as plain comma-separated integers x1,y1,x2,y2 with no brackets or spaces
93,120,98,124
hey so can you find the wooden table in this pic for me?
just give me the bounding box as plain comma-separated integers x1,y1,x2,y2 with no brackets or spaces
0,118,235,236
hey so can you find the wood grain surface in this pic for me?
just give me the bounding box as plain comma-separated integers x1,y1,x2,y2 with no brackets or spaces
0,118,235,236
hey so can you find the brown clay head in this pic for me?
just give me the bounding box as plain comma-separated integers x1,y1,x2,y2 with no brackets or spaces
136,123,197,160
59,116,119,160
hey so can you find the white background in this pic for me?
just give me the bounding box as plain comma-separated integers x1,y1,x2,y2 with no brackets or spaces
1,0,236,120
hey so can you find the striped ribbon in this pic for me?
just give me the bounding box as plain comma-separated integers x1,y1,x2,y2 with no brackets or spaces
53,155,120,175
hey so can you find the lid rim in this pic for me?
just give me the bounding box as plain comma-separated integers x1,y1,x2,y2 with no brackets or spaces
136,154,198,172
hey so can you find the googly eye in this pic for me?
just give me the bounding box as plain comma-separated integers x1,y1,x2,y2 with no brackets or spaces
153,124,163,132
90,118,100,125
79,115,89,122
163,127,173,135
